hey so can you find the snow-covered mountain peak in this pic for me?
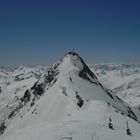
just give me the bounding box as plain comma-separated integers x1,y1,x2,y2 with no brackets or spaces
59,52,93,73
48,52,98,84
50,52,84,74
1,52,140,140
62,52,96,76
31,52,140,123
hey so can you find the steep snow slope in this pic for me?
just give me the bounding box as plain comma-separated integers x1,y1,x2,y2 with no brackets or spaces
1,53,140,140
3,101,140,140
90,64,140,107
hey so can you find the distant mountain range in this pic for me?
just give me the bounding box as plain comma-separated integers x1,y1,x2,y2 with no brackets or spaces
89,63,140,108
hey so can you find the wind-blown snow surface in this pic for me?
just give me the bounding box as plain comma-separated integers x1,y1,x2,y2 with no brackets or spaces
1,53,140,140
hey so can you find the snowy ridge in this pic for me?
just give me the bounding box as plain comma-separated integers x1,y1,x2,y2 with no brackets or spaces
1,52,140,140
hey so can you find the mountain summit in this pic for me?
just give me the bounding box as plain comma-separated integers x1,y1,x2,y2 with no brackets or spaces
1,52,140,140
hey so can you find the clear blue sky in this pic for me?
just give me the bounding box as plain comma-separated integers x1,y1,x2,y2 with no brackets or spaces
0,0,140,66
